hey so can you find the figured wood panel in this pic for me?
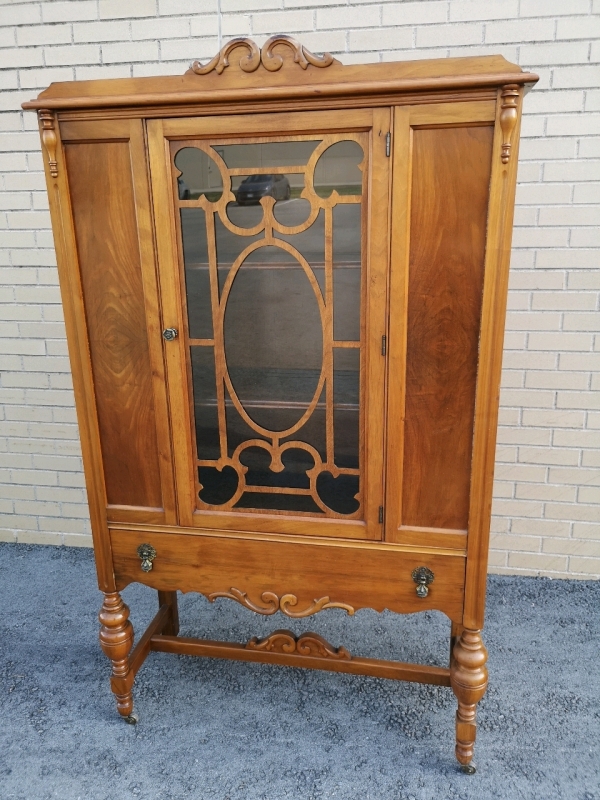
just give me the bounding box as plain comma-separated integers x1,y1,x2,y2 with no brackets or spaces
64,141,163,509
401,125,493,530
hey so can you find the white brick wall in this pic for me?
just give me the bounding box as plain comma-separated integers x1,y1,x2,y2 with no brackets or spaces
0,0,598,578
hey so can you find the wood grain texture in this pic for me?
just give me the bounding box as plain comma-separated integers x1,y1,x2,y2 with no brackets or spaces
463,87,525,630
150,633,451,685
384,106,411,544
147,119,198,526
98,592,135,717
127,121,178,525
65,141,163,509
364,108,392,535
401,125,493,530
40,115,115,590
450,628,488,767
55,89,499,124
110,528,466,622
23,52,537,112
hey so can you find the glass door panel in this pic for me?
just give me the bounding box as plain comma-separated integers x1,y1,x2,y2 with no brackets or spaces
171,132,369,522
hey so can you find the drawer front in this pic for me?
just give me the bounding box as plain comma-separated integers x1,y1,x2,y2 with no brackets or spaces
111,529,466,623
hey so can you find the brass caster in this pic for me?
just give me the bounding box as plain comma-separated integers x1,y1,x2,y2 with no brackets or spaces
124,712,138,725
460,763,476,775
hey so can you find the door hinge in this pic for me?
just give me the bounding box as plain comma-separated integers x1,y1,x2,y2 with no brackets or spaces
379,506,384,524
381,334,387,356
385,132,391,157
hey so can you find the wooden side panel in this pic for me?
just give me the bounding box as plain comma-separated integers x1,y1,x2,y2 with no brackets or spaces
402,125,493,530
64,141,163,509
463,88,526,629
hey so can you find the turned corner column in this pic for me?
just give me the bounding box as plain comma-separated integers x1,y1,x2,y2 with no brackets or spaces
449,628,488,773
98,592,135,720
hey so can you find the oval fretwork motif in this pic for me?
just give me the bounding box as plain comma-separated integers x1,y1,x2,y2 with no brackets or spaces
223,243,325,435
172,134,366,519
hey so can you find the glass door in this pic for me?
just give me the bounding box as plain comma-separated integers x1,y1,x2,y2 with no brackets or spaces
148,110,390,539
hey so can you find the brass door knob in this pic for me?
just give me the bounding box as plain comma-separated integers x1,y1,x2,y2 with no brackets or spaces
162,328,178,341
412,566,434,598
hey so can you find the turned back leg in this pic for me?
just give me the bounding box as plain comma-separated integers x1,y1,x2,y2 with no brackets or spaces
158,590,179,636
450,620,463,665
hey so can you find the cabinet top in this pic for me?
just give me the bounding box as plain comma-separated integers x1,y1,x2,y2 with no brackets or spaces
22,35,538,113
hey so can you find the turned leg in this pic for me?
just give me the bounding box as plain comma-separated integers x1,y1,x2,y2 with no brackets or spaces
450,628,488,773
98,592,136,722
158,590,179,636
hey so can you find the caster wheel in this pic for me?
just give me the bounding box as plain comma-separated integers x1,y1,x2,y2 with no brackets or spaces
460,763,476,775
124,712,138,725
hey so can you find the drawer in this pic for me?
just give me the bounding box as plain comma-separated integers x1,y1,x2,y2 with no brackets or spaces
111,528,466,623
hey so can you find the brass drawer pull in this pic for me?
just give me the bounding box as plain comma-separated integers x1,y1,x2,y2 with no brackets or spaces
412,566,434,598
137,543,157,572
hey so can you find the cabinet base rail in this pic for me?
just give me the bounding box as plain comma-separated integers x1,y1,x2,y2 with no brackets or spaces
100,592,487,772
124,601,451,685
151,633,452,685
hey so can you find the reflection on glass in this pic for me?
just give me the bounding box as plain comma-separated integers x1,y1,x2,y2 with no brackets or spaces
181,208,212,339
226,199,264,229
282,386,326,460
223,246,323,432
227,173,306,228
333,204,361,341
175,147,223,201
225,394,268,458
235,491,322,514
191,347,219,461
316,472,359,515
175,135,366,518
314,140,363,197
199,465,238,506
275,207,325,279
333,347,359,469
240,447,311,488
218,140,320,168
214,215,262,295
234,173,291,204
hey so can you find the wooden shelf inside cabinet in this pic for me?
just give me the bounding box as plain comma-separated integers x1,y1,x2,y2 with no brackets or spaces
24,35,537,771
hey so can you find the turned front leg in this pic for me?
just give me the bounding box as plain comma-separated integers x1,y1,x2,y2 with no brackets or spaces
98,592,135,720
449,628,488,773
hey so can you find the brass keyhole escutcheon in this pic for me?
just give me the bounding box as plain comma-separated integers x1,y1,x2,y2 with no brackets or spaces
412,566,434,598
137,543,157,572
162,328,178,341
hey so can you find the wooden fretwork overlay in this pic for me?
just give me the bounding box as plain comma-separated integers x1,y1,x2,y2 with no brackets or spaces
172,134,367,519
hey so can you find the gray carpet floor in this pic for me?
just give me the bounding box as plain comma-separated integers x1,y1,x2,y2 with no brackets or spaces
0,542,598,800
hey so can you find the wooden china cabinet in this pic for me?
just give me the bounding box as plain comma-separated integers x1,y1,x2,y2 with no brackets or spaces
24,37,537,771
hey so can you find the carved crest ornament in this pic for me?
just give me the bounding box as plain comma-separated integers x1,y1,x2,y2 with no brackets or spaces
189,34,336,76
